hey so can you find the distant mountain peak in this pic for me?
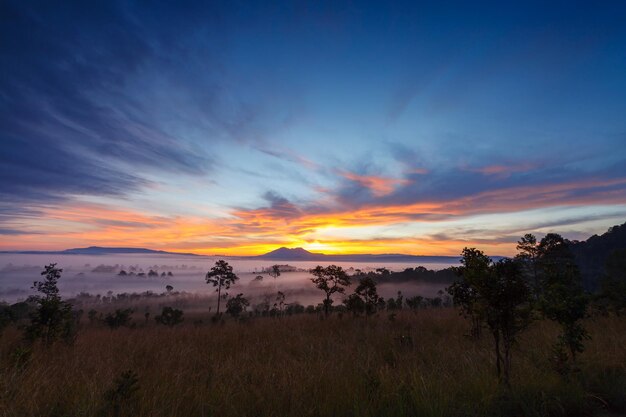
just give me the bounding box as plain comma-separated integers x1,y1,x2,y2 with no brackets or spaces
266,247,314,255
259,247,320,259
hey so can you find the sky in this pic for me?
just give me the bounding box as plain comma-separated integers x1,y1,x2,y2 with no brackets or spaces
1,1,626,256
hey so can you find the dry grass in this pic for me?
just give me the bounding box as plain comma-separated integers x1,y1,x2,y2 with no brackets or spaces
0,309,624,417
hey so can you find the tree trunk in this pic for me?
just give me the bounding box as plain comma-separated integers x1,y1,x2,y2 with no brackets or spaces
493,330,501,378
216,284,222,316
503,338,512,387
471,315,482,339
324,294,330,317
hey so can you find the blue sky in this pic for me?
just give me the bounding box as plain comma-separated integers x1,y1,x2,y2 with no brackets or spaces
1,1,626,255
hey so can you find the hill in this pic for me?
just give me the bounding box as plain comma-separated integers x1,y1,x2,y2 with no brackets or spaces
0,246,200,257
570,222,626,290
256,246,463,264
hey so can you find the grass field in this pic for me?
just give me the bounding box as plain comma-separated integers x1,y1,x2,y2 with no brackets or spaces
0,309,624,417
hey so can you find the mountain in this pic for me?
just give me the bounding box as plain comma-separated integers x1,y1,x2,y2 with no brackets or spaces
258,247,320,260
0,246,201,257
255,246,463,263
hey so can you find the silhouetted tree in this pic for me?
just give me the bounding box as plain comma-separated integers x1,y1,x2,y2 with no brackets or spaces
25,264,75,346
205,260,239,316
155,306,184,326
344,293,365,316
485,259,533,385
269,265,281,282
355,276,384,316
104,309,133,329
447,248,491,339
596,249,626,315
449,251,533,385
0,304,15,335
537,234,589,362
405,295,424,310
310,265,351,316
515,233,540,298
274,291,286,314
225,293,249,318
165,285,174,294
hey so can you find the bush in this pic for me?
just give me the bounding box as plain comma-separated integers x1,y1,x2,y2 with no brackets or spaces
104,309,133,329
155,307,184,326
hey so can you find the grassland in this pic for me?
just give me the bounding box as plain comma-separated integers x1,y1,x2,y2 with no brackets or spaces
0,309,624,417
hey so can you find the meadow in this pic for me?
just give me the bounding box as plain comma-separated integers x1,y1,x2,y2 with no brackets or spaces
1,309,624,417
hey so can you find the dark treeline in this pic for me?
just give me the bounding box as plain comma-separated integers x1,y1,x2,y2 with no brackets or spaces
353,265,457,284
569,222,626,290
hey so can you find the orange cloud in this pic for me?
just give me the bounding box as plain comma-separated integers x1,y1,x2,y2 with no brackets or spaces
2,177,625,256
467,163,536,177
338,170,411,196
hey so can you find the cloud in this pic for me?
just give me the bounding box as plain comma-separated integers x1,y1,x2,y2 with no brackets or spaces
0,1,276,207
337,170,411,197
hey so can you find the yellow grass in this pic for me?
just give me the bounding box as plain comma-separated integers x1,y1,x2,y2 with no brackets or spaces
0,310,624,417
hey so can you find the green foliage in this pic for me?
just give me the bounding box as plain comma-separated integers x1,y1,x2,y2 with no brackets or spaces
104,309,133,329
447,248,491,338
343,293,365,315
343,276,387,317
225,293,249,318
0,303,15,334
448,249,533,385
205,260,239,315
537,233,590,362
515,233,540,298
155,307,184,326
596,249,626,314
355,276,384,316
309,265,351,316
25,264,76,346
103,370,139,417
405,295,424,310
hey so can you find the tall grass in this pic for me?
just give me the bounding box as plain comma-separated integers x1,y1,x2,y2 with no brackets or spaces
0,309,624,417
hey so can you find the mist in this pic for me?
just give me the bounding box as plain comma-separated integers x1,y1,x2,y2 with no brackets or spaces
0,253,455,308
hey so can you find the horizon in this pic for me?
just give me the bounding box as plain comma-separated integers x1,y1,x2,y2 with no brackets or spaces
2,2,626,257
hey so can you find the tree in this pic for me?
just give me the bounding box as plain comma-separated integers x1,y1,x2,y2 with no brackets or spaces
269,265,281,282
448,251,533,386
205,260,239,316
343,293,365,316
596,249,626,315
310,265,351,316
0,304,15,335
225,293,249,318
165,285,174,294
274,291,286,314
354,276,383,316
537,233,590,362
104,309,133,329
25,264,75,346
405,295,424,310
447,248,491,339
486,259,533,385
155,307,184,326
515,234,540,298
